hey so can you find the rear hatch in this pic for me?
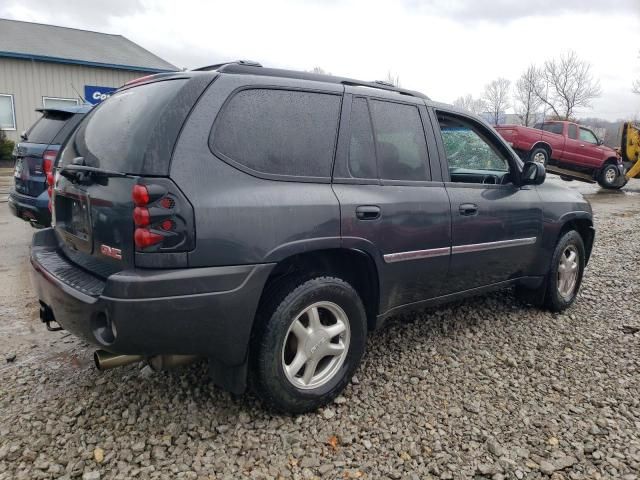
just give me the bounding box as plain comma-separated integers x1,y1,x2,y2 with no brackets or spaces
53,77,198,277
14,110,77,196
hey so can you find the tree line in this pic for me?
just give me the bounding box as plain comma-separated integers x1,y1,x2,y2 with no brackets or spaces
454,51,604,126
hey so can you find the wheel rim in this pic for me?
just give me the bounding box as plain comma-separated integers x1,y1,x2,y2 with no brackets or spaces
557,245,579,298
533,152,546,164
281,301,350,390
605,167,617,184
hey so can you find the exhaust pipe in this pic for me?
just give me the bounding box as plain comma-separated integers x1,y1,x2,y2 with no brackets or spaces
94,350,144,370
148,355,199,371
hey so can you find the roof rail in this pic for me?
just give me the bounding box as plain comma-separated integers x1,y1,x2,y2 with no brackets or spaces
206,63,429,100
193,60,262,71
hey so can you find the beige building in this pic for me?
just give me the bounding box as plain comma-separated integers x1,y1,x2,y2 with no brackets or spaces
0,18,176,142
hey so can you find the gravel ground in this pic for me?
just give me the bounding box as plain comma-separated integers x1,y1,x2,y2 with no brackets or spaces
1,174,639,480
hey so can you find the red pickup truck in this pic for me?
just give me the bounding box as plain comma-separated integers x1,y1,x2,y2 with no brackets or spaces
495,121,625,189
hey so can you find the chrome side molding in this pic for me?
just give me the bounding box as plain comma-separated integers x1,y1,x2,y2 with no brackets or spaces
383,237,537,263
451,237,537,254
383,246,451,263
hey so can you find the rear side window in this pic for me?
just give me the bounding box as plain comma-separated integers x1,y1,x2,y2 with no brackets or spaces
369,100,429,181
26,112,72,144
348,98,377,178
211,89,341,178
61,79,187,173
535,122,563,135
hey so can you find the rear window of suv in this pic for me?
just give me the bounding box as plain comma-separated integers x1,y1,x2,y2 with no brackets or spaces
60,79,187,173
26,111,73,144
211,88,341,179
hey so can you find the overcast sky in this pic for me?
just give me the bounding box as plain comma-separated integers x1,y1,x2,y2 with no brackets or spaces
2,0,639,120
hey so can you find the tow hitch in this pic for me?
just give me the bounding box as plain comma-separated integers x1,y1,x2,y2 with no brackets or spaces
39,302,63,332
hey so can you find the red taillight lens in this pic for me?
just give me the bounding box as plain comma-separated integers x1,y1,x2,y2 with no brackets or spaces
132,184,149,206
133,207,150,227
160,219,173,231
134,228,163,248
46,172,54,187
42,150,56,173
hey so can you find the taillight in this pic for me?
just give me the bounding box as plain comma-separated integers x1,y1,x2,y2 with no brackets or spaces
43,150,57,211
132,180,194,252
132,184,149,206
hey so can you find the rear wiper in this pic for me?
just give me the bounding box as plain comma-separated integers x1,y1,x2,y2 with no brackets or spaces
59,164,129,180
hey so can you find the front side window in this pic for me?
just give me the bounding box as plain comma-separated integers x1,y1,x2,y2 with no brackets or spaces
369,100,428,181
43,97,80,109
568,124,578,140
348,97,377,179
438,114,510,180
0,94,16,130
579,127,598,144
212,89,341,178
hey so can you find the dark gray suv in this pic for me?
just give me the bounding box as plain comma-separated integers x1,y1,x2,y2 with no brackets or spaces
30,62,594,412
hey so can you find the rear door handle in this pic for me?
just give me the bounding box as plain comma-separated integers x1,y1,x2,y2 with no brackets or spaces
459,203,478,216
356,205,381,220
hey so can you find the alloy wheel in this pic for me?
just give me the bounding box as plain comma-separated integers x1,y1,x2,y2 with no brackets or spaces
281,301,350,390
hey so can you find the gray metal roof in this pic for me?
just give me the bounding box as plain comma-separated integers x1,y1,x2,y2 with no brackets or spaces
0,18,177,73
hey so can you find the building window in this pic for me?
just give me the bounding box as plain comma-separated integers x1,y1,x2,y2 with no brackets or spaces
0,94,16,130
42,97,80,109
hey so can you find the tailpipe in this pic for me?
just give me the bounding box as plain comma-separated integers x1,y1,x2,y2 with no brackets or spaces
94,350,144,371
148,355,199,371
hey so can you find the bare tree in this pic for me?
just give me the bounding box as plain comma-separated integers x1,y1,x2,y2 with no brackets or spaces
483,78,511,125
634,79,640,94
534,51,601,120
385,70,401,87
514,65,543,126
453,94,486,115
309,66,330,75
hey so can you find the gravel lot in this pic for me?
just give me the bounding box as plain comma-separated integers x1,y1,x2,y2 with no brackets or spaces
1,170,639,480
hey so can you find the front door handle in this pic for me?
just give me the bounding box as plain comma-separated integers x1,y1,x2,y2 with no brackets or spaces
356,205,381,220
459,203,478,216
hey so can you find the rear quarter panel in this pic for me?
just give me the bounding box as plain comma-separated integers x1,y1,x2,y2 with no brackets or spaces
169,75,342,267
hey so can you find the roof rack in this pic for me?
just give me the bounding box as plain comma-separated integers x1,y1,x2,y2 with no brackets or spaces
194,61,429,100
193,60,262,71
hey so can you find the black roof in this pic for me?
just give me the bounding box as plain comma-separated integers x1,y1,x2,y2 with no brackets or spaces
195,61,430,100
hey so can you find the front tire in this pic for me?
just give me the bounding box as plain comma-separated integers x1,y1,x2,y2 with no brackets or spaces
516,230,585,312
253,276,367,413
544,230,585,312
598,164,624,189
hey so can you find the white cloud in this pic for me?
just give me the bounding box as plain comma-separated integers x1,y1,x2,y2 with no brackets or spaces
2,0,639,120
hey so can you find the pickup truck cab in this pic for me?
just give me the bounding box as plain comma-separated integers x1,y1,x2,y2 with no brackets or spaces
495,121,624,189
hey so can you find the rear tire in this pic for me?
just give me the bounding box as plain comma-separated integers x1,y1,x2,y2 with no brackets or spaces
253,276,367,413
529,147,549,167
597,164,623,189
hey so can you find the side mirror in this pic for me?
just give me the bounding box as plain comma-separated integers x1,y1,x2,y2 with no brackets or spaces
521,161,546,186
597,139,604,146
20,131,28,141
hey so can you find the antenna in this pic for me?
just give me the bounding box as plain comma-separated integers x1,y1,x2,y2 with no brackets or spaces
70,84,87,105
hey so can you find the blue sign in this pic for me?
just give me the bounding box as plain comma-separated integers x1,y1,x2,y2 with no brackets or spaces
84,85,117,105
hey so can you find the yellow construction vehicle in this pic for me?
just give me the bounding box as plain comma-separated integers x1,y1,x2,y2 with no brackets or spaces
620,122,640,180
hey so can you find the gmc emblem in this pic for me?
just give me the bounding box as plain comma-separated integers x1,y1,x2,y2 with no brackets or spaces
100,244,122,260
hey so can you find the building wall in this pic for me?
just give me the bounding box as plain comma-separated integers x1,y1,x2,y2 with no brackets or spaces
0,57,145,142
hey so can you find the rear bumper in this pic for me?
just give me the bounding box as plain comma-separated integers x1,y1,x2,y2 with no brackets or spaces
30,228,274,367
8,189,51,226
